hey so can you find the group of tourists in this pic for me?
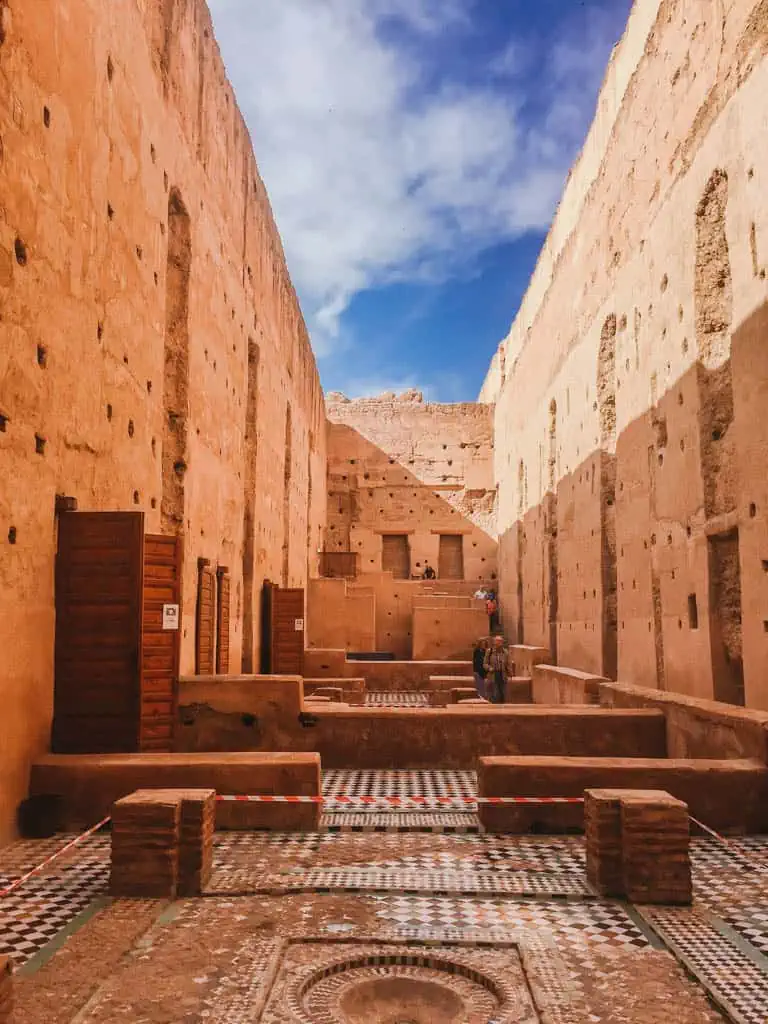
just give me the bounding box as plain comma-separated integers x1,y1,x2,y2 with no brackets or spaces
472,634,507,704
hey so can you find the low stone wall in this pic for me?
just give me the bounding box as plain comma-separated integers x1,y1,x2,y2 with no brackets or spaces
304,649,348,678
599,682,768,763
176,682,666,767
532,665,606,705
508,646,551,677
477,755,768,834
30,752,321,830
348,660,473,691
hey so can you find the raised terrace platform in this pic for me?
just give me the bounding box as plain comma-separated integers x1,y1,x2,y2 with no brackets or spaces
477,756,768,834
176,677,666,766
29,753,321,831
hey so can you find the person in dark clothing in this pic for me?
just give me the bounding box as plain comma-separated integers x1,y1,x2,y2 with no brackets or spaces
483,635,507,704
472,637,488,698
423,562,436,580
486,591,499,633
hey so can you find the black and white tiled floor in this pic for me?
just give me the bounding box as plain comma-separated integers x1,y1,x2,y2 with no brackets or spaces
0,833,109,965
322,768,477,801
364,691,429,707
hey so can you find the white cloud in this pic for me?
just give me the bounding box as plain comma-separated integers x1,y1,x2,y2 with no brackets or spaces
208,0,623,365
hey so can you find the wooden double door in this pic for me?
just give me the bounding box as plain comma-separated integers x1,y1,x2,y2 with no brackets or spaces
53,512,182,753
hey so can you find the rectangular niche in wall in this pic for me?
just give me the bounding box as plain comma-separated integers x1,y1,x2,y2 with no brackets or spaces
382,534,411,579
438,534,465,580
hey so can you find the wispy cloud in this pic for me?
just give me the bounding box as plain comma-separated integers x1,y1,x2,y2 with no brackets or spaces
208,0,624,375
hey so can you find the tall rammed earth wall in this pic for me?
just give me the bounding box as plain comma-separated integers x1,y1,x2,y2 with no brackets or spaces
325,392,497,582
482,0,768,708
0,0,326,841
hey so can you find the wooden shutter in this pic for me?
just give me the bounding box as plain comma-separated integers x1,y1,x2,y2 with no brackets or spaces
140,534,182,751
382,534,410,579
438,535,464,580
195,558,216,674
53,512,144,753
216,566,231,674
271,588,305,675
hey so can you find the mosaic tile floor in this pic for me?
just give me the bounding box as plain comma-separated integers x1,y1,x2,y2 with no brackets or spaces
0,771,767,1023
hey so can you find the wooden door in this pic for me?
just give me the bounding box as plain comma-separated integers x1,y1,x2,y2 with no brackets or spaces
140,534,182,751
216,566,231,673
53,512,144,753
382,534,410,579
195,558,216,674
438,534,464,580
271,587,305,675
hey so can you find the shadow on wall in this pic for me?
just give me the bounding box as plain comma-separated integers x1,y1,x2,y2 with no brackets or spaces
498,299,768,708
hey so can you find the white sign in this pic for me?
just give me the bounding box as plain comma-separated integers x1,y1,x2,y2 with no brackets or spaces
294,618,305,632
162,603,180,631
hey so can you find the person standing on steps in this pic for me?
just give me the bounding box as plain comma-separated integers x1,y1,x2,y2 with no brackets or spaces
486,591,499,633
484,635,507,704
472,637,488,698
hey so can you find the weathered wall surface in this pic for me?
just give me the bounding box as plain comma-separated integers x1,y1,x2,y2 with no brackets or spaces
484,0,768,708
0,0,326,841
325,391,497,582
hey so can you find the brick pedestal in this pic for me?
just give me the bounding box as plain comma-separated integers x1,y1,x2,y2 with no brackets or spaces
584,788,692,904
132,788,216,896
621,792,692,905
110,792,181,898
584,789,624,896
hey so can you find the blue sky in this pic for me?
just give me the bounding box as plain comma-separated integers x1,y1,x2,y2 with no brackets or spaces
208,0,634,401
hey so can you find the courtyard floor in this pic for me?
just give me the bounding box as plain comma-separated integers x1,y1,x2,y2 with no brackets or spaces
1,771,767,1022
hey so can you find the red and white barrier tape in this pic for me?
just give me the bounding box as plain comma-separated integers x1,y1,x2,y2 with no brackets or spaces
215,794,584,806
689,815,768,874
0,816,111,899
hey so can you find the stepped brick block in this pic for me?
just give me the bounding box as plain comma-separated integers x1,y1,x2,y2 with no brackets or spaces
0,955,12,1024
584,789,625,896
132,789,216,896
621,791,692,905
110,791,181,899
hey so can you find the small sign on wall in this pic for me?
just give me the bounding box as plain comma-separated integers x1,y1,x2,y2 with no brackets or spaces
162,604,180,631
294,618,305,632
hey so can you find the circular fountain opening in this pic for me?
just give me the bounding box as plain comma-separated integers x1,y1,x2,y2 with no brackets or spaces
297,955,502,1024
338,975,464,1023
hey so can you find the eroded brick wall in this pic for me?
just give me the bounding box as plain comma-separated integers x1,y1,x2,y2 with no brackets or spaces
0,0,326,841
484,0,768,707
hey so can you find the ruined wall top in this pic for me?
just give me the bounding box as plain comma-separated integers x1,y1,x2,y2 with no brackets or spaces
479,0,663,401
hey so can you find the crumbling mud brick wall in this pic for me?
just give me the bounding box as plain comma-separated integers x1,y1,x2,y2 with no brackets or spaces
0,0,326,842
481,0,768,707
325,391,497,583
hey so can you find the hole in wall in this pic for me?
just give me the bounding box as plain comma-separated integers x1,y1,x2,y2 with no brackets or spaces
106,404,113,421
749,503,757,518
8,526,17,544
43,106,51,127
0,413,7,431
133,490,139,504
37,345,47,368
127,419,135,438
107,56,114,81
688,594,699,629
150,498,157,509
14,238,27,265
35,435,45,455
